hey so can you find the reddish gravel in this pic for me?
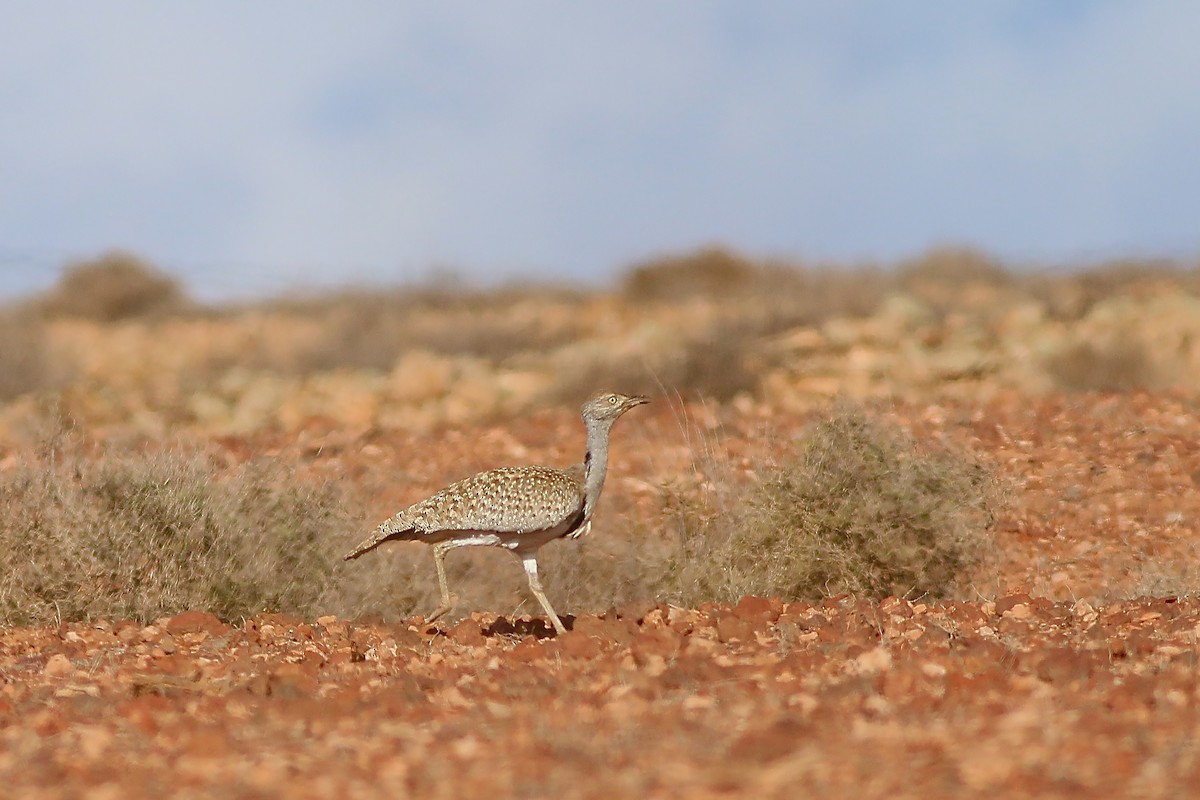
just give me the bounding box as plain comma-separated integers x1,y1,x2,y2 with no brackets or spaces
3,391,1200,798
3,597,1200,798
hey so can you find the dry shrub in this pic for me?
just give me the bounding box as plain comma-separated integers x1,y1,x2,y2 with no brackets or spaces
551,323,765,405
897,246,1014,320
662,402,1000,604
899,245,1012,289
1030,259,1197,321
621,246,763,302
1124,545,1200,600
41,251,188,321
620,245,887,317
0,307,57,400
0,435,368,625
1044,339,1162,393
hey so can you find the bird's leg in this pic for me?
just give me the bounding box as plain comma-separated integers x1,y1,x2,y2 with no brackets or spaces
519,553,566,635
426,541,457,625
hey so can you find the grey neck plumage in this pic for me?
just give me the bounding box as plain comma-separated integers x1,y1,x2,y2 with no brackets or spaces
581,416,614,521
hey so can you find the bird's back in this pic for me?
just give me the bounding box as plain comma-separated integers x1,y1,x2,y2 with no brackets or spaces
398,465,585,535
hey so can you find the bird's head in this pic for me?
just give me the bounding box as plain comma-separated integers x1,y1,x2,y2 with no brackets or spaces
581,391,650,425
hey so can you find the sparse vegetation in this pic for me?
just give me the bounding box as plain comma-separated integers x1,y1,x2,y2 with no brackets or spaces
620,245,887,322
0,400,999,624
662,402,1001,603
1124,545,1200,600
0,432,366,625
0,245,1196,624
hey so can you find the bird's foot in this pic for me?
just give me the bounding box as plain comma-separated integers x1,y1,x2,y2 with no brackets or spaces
424,593,459,628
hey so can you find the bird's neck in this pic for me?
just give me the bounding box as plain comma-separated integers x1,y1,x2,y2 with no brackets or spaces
581,419,612,520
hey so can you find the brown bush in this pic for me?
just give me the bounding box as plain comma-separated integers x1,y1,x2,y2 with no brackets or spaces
41,251,188,321
899,245,1012,288
621,246,763,302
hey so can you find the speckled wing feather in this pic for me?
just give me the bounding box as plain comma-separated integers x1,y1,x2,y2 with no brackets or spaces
400,466,584,533
344,466,584,559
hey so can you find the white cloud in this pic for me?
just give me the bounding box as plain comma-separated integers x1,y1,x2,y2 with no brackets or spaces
0,2,1197,299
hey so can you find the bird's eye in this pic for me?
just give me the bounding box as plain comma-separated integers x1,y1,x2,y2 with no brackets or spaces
608,395,617,404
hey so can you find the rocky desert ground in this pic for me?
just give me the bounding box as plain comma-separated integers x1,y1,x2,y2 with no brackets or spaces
1,248,1200,798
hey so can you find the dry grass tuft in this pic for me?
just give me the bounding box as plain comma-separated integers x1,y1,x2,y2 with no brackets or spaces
662,401,1001,604
1124,545,1200,600
0,431,376,625
40,251,189,321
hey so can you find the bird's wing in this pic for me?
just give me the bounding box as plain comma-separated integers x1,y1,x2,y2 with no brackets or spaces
404,466,585,535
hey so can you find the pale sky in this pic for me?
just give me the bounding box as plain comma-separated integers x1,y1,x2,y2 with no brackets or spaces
2,2,1198,300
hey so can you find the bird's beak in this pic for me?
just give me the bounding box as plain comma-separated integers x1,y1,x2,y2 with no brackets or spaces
629,395,650,407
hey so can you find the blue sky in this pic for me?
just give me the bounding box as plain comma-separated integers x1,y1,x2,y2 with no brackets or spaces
1,2,1198,300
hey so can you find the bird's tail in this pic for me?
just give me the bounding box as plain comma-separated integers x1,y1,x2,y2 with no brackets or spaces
343,518,414,561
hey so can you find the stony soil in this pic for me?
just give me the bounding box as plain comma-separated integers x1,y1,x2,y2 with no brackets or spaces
2,390,1199,798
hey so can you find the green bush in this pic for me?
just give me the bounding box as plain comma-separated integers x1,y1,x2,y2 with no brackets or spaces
663,402,1000,603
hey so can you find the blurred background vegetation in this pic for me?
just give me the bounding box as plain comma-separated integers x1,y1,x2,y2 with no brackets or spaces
1,246,1198,434
1,246,1197,623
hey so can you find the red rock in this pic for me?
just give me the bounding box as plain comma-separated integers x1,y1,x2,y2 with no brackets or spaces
994,593,1033,617
165,610,229,636
505,637,546,664
448,619,485,646
268,663,318,697
715,614,757,644
880,662,923,699
728,717,810,763
732,596,782,623
554,631,605,660
879,597,913,618
631,627,684,664
778,602,813,623
615,600,659,624
571,614,635,646
816,625,841,644
43,653,73,678
184,726,233,758
915,623,952,646
997,617,1033,637
1023,647,1093,684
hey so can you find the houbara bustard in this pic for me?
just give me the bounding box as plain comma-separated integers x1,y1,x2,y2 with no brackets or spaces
344,391,649,634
